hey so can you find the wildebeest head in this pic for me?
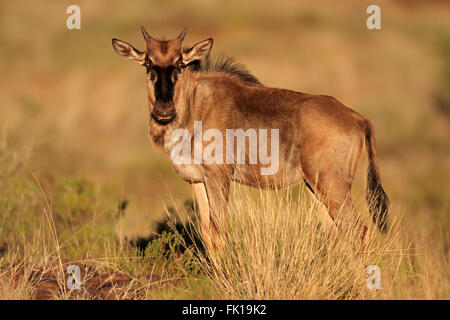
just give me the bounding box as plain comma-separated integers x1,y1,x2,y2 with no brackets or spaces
112,27,213,125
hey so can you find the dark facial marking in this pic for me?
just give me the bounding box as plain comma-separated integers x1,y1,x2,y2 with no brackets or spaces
152,65,178,103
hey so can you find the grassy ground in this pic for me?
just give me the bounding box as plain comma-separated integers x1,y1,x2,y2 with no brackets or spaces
0,0,449,299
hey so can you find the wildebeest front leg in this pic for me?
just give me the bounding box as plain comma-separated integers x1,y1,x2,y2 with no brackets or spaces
204,175,231,250
192,183,213,249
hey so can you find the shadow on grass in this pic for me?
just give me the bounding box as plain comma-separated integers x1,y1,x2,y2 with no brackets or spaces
129,199,206,256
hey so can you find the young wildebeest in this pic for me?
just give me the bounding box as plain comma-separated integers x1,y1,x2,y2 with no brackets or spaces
112,27,389,249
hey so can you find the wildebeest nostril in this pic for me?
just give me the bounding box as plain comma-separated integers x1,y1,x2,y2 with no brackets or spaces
152,104,176,124
154,108,175,116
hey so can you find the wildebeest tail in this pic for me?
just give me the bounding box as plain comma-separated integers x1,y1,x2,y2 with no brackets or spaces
365,120,389,232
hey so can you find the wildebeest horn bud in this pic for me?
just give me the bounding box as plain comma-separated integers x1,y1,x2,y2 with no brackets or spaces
141,26,151,41
178,27,187,41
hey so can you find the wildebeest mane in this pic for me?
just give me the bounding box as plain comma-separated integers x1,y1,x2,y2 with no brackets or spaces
186,54,262,86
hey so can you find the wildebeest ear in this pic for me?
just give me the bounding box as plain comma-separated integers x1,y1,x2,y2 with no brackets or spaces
112,38,146,65
182,38,213,65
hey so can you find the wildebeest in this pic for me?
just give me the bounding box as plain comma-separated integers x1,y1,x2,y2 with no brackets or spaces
112,27,389,249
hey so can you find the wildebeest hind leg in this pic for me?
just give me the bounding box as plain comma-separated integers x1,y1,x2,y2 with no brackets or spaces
303,172,369,250
304,179,338,235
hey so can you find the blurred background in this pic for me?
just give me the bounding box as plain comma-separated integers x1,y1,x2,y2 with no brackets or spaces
0,0,448,253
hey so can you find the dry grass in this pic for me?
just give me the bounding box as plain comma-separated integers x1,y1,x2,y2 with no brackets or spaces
189,184,449,300
0,152,448,299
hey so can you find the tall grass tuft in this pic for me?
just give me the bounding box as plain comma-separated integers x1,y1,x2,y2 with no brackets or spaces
187,183,423,299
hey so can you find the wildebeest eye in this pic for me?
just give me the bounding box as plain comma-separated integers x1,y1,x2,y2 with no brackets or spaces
164,66,178,83
149,65,162,82
149,69,157,82
143,56,151,73
175,58,184,70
